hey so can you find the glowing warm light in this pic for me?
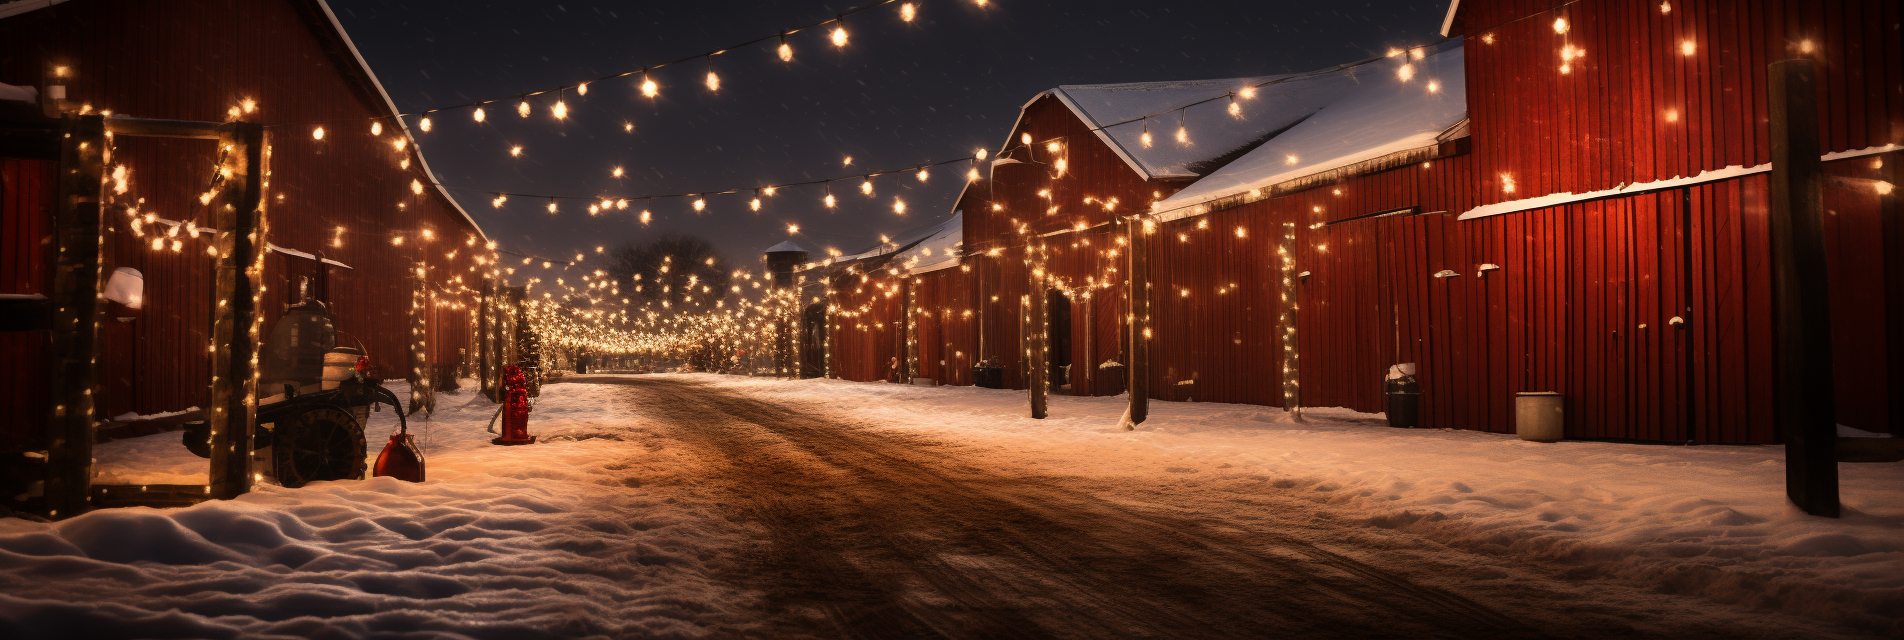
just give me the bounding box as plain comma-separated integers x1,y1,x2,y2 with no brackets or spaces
1501,174,1517,193
553,101,569,119
548,200,559,213
975,148,988,160
1235,227,1247,238
916,168,929,182
824,194,837,208
901,3,915,21
1553,17,1568,34
1876,182,1894,195
1021,133,1032,145
613,166,624,178
492,194,507,208
392,236,405,246
577,82,589,96
1664,108,1679,122
1175,125,1188,144
1240,86,1257,99
1482,33,1495,45
1799,39,1815,54
1680,40,1696,56
1228,101,1241,117
410,179,424,195
1427,81,1440,93
510,145,523,157
517,101,531,117
705,70,721,92
763,186,777,196
1055,158,1068,174
1285,154,1298,165
750,198,762,211
893,198,906,214
616,199,628,209
693,198,706,212
640,210,653,225
1141,130,1153,148
392,138,407,151
474,107,486,122
642,75,659,98
1660,1,1671,13
1387,48,1404,58
311,126,325,140
419,117,432,132
240,98,256,113
1046,141,1061,153
624,122,634,133
788,224,801,234
778,41,794,62
967,168,980,182
831,25,848,47
860,180,874,195
370,121,383,136
1398,64,1414,82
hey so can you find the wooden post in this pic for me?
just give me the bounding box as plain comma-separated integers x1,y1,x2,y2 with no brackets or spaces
1029,263,1048,419
1280,221,1304,421
207,121,266,501
478,278,494,400
1127,215,1150,427
905,278,919,382
42,114,107,519
1768,59,1838,517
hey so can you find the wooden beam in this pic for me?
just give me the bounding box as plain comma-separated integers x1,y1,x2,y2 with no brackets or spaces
1127,215,1150,427
207,121,266,501
43,114,107,520
102,116,223,140
1029,262,1047,419
1768,59,1838,517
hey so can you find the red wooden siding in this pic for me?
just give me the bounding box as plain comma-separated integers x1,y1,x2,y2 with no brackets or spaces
1461,0,1903,206
1,0,486,424
1,159,54,450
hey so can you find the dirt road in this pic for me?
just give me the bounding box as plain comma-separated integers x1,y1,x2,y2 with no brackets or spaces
574,376,1826,639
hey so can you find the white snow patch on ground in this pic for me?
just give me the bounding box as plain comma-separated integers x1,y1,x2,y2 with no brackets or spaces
692,374,1904,634
3,381,750,639
6,374,1902,636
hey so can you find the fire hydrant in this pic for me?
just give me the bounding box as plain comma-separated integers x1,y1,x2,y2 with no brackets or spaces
492,364,537,445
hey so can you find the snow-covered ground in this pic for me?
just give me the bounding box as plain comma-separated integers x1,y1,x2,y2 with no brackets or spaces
4,374,1901,637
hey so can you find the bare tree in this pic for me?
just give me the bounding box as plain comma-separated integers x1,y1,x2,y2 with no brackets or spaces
602,233,735,316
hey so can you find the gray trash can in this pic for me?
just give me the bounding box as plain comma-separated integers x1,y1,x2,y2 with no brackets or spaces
1515,392,1565,442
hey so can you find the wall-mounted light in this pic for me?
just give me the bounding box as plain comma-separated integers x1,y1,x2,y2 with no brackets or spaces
1477,263,1501,277
1433,269,1460,278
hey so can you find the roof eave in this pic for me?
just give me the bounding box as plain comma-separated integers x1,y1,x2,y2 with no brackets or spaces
314,0,488,242
1048,87,1159,181
1439,0,1463,38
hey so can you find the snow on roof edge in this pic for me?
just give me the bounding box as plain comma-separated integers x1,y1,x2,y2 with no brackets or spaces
1048,88,1166,180
315,0,488,243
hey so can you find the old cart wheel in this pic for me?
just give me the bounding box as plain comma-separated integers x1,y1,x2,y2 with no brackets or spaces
272,406,366,488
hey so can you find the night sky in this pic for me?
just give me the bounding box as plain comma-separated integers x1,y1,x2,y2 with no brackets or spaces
329,0,1447,268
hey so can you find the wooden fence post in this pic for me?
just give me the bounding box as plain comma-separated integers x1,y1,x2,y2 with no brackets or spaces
1768,58,1838,517
42,114,107,519
207,121,266,501
1127,215,1150,427
1029,262,1048,419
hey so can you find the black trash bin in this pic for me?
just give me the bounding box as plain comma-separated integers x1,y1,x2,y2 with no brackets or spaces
1384,364,1420,429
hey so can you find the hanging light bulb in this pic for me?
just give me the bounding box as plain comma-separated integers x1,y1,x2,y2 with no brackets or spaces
917,168,929,182
623,122,634,133
547,199,558,213
788,224,801,234
1176,110,1189,144
370,121,383,136
824,187,837,208
1240,86,1257,99
616,199,629,210
510,145,523,157
1398,63,1415,82
553,100,568,119
311,126,325,140
831,21,848,47
901,3,916,21
612,166,624,178
1140,120,1153,148
641,72,658,98
750,198,762,211
692,198,706,212
778,35,793,62
640,210,653,225
975,148,988,160
967,167,980,182
419,117,433,132
473,107,486,122
1021,133,1032,145
763,186,777,196
492,194,507,208
860,180,874,195
577,82,589,96
893,198,906,214
704,57,721,91
517,100,531,117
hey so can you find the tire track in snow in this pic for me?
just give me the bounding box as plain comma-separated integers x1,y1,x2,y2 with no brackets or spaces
577,376,1546,639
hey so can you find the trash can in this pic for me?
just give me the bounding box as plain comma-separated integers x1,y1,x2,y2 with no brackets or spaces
1384,364,1419,428
1515,392,1565,442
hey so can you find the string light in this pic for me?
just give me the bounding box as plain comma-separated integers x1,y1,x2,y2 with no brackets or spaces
641,72,659,98
624,122,634,133
893,197,906,214
901,3,916,22
577,82,589,96
1680,40,1696,56
778,35,794,62
518,100,531,118
548,199,559,213
553,100,569,120
916,168,929,182
492,194,508,208
640,210,653,225
613,166,625,178
1398,63,1414,82
693,198,707,212
419,117,432,132
474,107,486,122
1141,120,1152,148
510,145,523,157
860,179,874,195
370,121,382,136
751,197,762,211
831,21,849,47
1175,110,1189,144
704,57,721,92
311,126,324,140
1553,17,1568,34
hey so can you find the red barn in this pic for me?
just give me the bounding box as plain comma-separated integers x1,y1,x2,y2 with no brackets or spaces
1,1,487,456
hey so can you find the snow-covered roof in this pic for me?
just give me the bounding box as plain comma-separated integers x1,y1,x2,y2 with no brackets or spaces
1029,74,1300,180
764,240,808,255
1154,42,1466,219
885,213,962,274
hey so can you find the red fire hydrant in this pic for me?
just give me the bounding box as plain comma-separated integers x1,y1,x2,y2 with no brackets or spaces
492,364,537,445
